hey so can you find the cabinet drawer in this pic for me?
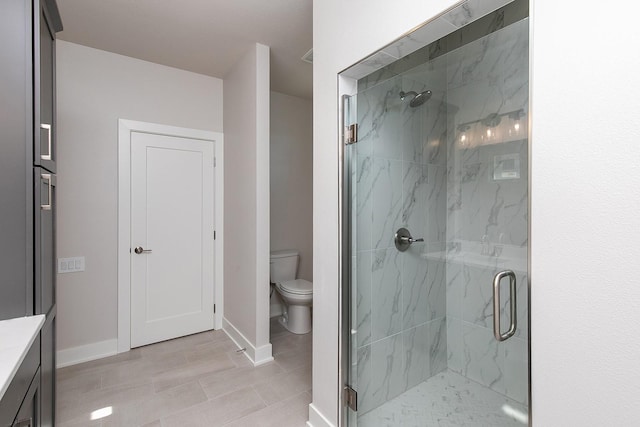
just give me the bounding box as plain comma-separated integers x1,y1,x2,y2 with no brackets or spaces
0,338,40,426
40,315,55,427
12,367,39,427
34,0,57,173
34,170,56,316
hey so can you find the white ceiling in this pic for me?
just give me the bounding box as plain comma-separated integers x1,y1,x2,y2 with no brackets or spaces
56,0,313,99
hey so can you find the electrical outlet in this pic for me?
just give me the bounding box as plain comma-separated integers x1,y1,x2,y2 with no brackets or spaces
58,256,85,273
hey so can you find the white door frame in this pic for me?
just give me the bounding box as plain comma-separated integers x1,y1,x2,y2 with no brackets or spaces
117,119,224,353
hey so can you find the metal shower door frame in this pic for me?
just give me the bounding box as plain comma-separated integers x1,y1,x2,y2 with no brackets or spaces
337,2,533,425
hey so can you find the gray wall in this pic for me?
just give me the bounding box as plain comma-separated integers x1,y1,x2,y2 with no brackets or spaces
56,41,223,359
269,91,313,283
223,43,272,361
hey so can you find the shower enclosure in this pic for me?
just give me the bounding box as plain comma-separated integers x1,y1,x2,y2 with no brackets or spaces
341,1,530,425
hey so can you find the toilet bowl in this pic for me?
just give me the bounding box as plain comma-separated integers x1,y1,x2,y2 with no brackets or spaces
275,279,313,334
270,250,313,335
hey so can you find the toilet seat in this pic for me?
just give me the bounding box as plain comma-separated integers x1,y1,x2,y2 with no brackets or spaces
278,279,312,295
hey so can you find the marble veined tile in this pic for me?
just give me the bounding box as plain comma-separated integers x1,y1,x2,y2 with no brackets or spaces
357,77,403,161
372,93,403,162
446,21,529,117
357,251,373,346
370,334,405,411
462,323,504,395
356,154,373,251
358,370,528,426
446,316,463,373
400,90,449,166
453,143,528,248
462,264,499,328
402,164,447,248
357,345,374,413
446,261,463,319
429,318,447,375
402,246,429,329
402,162,429,243
372,248,403,341
427,165,447,243
372,158,403,249
357,333,406,416
426,255,446,322
402,324,430,391
443,0,513,28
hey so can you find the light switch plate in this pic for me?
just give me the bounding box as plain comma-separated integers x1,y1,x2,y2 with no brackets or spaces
58,256,85,273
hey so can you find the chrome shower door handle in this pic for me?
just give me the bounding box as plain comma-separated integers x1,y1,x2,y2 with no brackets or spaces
493,270,517,341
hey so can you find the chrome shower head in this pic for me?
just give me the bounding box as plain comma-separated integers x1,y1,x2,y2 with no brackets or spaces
399,90,432,108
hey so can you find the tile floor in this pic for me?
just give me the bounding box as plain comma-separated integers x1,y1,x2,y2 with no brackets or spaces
358,370,528,427
57,318,312,427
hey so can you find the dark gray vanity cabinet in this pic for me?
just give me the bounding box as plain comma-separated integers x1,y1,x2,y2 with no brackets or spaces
36,0,58,174
34,171,56,319
0,0,35,322
0,340,41,427
39,316,55,427
35,3,61,423
0,0,62,426
13,370,40,427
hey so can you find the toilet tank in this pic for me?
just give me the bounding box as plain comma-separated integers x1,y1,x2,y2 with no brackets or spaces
270,249,299,283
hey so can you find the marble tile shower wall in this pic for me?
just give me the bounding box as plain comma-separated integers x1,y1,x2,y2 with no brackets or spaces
444,18,529,405
353,66,450,414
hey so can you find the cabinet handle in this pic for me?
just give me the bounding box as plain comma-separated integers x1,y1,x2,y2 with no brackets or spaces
41,173,52,210
41,123,52,161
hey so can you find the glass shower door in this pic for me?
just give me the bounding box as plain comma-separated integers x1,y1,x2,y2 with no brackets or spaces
344,4,529,426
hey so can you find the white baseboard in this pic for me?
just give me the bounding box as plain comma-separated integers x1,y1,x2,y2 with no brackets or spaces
254,342,274,366
307,403,335,427
222,317,273,366
57,339,118,368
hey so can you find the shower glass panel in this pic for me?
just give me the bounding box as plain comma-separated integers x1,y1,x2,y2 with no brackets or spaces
345,3,529,426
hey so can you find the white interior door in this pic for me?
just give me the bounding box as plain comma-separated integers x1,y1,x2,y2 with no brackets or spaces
130,131,214,348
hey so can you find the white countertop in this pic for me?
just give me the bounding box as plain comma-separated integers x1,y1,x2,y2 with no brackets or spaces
0,315,45,401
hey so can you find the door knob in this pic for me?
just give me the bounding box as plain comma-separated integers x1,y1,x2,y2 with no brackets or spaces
134,246,152,254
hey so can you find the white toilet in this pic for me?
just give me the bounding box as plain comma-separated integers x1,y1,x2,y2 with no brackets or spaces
270,249,313,334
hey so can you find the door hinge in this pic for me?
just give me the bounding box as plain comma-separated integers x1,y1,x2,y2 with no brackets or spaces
345,124,358,145
214,230,216,240
344,385,357,411
214,304,216,314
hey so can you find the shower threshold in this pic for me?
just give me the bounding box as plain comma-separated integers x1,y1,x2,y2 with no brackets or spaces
358,370,528,426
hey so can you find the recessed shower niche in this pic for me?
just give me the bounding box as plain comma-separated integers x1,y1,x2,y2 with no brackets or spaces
340,0,530,425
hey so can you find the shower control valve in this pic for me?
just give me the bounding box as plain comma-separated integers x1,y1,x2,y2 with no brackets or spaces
394,228,424,252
